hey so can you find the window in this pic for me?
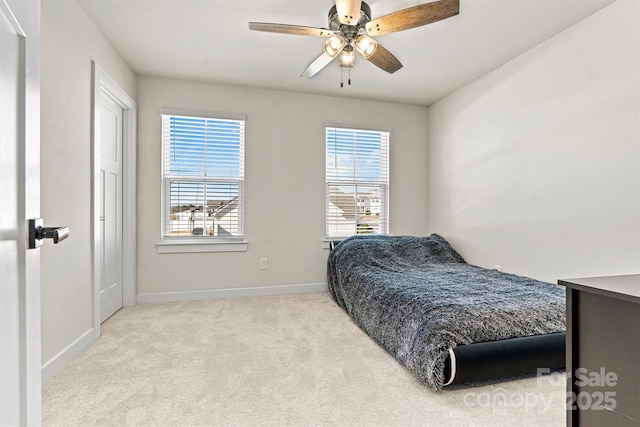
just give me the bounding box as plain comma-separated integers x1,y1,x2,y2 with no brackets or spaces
161,114,244,241
325,126,389,239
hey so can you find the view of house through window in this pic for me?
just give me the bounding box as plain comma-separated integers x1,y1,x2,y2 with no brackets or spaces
161,114,244,238
326,127,389,238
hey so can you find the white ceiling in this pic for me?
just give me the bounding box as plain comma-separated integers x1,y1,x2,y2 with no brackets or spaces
76,0,617,106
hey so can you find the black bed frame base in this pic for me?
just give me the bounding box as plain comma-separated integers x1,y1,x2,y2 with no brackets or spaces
444,332,566,387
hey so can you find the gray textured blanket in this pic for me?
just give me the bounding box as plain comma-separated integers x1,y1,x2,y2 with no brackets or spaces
327,234,566,390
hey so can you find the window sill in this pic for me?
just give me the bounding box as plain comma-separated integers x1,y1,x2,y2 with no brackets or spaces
156,239,248,254
323,239,344,250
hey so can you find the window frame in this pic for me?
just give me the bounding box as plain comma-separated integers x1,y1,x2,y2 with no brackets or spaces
324,126,390,242
157,111,247,253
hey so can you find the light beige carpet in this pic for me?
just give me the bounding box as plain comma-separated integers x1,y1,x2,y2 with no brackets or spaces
42,293,566,426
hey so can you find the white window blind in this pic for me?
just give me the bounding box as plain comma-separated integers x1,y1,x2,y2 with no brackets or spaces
162,114,244,239
326,127,389,238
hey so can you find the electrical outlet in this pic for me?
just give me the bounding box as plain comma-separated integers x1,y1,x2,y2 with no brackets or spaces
494,265,503,272
260,258,268,270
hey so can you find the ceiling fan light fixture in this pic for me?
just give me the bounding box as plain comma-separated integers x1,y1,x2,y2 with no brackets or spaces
355,34,377,58
324,34,346,57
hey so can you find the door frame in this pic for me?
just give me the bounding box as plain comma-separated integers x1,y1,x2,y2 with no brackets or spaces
91,61,137,338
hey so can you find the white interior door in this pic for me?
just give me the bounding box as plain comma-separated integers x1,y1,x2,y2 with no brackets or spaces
0,0,41,424
99,93,124,322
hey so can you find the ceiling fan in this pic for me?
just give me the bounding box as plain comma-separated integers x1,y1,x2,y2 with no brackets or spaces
249,0,459,82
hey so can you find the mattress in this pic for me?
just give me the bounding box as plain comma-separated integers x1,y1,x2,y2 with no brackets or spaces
327,234,566,390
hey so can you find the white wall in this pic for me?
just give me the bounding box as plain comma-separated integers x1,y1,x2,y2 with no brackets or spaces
40,0,136,364
427,0,639,283
137,77,429,295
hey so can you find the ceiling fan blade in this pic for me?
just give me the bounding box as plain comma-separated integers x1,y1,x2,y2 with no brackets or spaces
364,43,403,74
366,0,459,36
301,50,341,78
335,0,362,25
249,22,334,37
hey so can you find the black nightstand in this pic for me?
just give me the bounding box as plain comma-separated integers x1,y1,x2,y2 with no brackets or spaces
559,275,640,426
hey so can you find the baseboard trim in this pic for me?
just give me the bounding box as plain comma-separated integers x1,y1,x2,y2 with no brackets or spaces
136,282,328,305
41,328,95,383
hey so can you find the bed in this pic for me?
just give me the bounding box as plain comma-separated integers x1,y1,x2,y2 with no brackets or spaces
327,233,566,390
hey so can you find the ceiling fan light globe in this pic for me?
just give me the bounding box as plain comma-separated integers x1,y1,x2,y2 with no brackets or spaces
340,49,355,68
324,34,346,57
355,35,377,58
